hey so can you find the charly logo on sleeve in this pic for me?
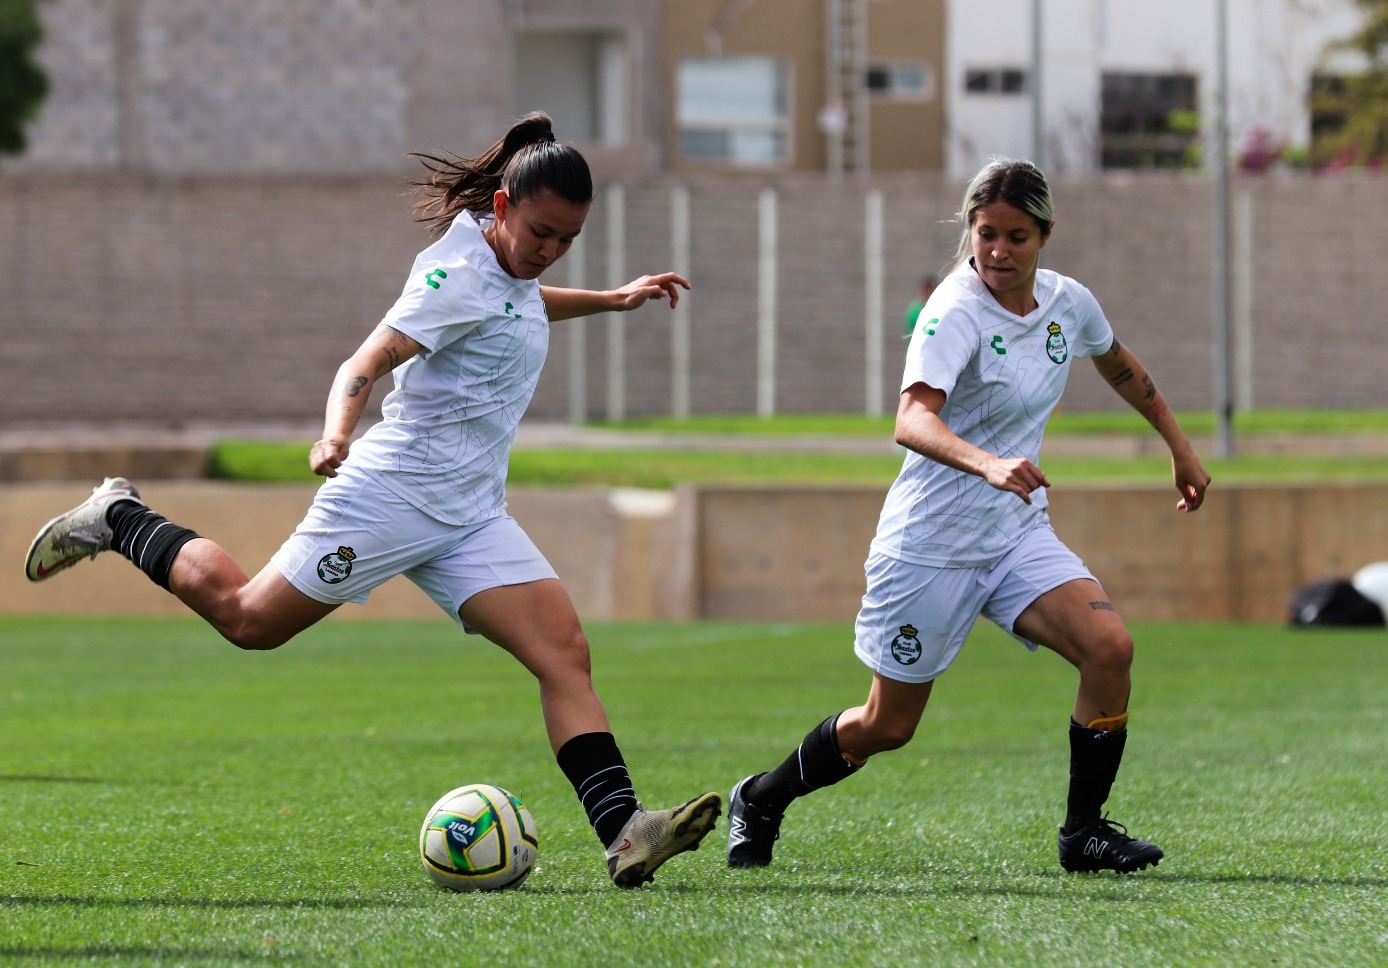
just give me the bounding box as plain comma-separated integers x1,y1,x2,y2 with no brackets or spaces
1045,321,1069,363
424,268,449,289
317,546,357,583
890,624,923,665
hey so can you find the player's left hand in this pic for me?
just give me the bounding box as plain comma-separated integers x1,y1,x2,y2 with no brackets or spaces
1173,451,1211,511
612,272,691,311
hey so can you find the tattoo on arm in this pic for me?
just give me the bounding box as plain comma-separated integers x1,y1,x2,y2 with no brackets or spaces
1089,600,1115,612
1108,367,1135,387
343,376,368,398
1106,338,1122,356
380,325,411,371
1141,374,1157,402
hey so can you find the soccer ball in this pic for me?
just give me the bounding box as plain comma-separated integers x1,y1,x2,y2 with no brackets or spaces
419,783,538,891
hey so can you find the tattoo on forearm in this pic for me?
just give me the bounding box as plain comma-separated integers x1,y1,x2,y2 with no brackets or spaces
1140,398,1169,425
1141,374,1157,402
343,376,368,398
1089,600,1115,612
1109,367,1135,387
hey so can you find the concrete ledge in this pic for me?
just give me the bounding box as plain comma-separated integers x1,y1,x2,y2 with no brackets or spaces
0,445,209,483
0,483,685,623
678,483,1388,624
4,481,1386,625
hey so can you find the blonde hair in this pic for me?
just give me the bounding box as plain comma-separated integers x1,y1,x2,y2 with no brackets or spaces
952,157,1054,269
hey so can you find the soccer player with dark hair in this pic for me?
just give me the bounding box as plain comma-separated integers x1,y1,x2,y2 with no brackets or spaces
26,112,721,888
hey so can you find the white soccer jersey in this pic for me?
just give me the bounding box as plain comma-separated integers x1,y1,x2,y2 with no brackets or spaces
345,211,549,526
870,264,1114,567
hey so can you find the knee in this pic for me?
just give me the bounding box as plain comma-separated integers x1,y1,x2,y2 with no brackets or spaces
538,626,594,681
858,714,918,754
1086,629,1134,672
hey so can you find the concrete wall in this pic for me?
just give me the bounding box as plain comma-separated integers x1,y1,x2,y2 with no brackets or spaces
5,481,1385,627
684,484,1388,625
0,483,688,624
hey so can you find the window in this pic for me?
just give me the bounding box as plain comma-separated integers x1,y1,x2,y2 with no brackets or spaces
677,57,790,166
964,67,1026,95
865,61,933,100
1099,72,1199,169
514,32,627,145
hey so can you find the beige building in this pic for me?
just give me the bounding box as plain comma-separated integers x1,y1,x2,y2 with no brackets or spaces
663,0,946,175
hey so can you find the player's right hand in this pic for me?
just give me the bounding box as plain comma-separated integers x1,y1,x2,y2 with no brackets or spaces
983,456,1050,504
310,437,350,477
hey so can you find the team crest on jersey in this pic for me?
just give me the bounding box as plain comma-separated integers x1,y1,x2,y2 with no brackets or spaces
317,546,357,584
890,624,923,665
1045,321,1069,363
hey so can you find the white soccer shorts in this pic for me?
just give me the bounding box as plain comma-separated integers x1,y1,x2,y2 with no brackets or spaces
271,468,557,627
853,522,1099,683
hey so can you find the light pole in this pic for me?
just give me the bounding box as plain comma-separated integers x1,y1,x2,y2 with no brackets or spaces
1030,0,1043,168
1213,0,1235,458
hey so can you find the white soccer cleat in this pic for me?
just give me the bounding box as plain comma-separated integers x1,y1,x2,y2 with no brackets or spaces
24,477,144,582
604,791,722,888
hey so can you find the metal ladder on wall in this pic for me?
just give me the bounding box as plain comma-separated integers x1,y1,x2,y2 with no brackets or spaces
825,0,869,178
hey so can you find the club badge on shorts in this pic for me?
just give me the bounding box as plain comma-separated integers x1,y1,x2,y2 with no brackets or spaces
890,624,923,665
1045,321,1069,364
317,545,357,584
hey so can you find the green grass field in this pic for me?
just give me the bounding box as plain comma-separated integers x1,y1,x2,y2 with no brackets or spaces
206,408,1388,488
3,616,1385,966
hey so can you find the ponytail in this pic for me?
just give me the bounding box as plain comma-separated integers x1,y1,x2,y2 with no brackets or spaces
408,111,593,237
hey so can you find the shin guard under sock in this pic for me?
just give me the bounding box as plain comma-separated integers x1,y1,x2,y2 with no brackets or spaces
1063,717,1128,833
746,713,861,816
556,731,640,847
106,501,200,591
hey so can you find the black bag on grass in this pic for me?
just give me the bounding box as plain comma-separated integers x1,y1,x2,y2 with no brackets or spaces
1288,579,1385,627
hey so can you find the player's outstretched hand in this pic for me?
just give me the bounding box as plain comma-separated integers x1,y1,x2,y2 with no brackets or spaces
310,437,351,478
612,272,691,311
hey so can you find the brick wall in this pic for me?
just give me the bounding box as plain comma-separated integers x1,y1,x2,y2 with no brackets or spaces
4,171,1384,432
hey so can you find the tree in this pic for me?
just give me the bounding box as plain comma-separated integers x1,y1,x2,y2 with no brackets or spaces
0,0,48,156
1312,0,1388,168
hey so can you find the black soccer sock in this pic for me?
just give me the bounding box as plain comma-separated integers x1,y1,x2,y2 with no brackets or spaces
556,731,641,848
745,713,861,817
106,500,201,591
1063,718,1128,834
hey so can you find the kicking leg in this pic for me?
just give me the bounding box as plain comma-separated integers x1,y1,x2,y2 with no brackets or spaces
460,579,720,888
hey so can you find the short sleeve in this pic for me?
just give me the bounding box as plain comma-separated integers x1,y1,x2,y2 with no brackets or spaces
380,259,488,355
1067,281,1116,359
904,303,977,398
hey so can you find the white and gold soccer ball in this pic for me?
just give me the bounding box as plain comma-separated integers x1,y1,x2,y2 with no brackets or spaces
419,783,538,891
